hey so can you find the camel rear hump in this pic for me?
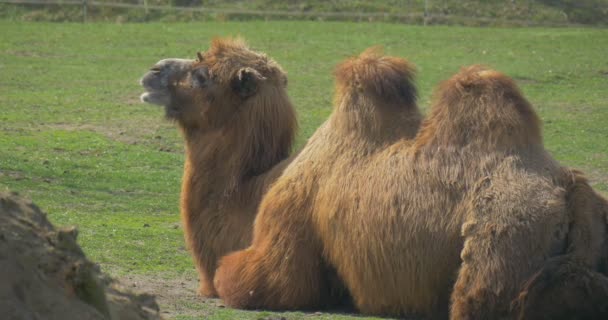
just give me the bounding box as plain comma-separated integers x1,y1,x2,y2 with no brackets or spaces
415,65,542,150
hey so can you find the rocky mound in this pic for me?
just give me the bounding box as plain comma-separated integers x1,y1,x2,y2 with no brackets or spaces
0,191,162,320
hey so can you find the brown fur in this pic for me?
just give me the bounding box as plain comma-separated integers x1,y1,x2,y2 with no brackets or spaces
511,257,608,320
215,56,608,318
413,66,542,150
147,38,297,297
511,171,608,320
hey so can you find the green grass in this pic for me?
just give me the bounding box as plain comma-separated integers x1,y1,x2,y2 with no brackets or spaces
1,21,607,319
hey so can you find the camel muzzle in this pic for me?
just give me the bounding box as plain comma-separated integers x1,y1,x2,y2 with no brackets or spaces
139,58,194,106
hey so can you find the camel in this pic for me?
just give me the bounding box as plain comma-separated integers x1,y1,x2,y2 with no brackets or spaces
214,48,425,312
214,50,608,319
139,37,297,297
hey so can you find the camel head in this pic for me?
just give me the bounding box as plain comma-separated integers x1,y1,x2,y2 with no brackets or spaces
140,37,296,179
140,37,292,132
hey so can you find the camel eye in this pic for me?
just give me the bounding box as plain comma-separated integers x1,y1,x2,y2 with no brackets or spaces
192,68,209,88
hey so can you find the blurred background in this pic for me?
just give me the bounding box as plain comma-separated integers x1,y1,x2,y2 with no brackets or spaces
1,0,607,26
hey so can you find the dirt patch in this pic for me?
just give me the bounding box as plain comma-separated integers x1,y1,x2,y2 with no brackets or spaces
0,191,162,320
0,170,26,181
117,274,365,319
513,76,539,85
118,274,217,319
3,49,59,58
46,123,154,145
0,169,60,185
45,122,182,153
582,166,608,196
589,171,608,186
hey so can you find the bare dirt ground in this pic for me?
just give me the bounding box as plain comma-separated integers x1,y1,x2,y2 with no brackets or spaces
118,274,216,319
116,274,364,320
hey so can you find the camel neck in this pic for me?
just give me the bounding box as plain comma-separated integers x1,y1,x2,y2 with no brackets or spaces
180,128,289,207
182,130,244,194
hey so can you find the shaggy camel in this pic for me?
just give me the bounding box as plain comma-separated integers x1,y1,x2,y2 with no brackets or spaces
214,49,608,319
140,38,297,297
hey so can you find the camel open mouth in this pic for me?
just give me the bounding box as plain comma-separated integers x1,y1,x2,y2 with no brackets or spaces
140,91,170,106
140,90,180,119
140,70,171,107
140,73,182,119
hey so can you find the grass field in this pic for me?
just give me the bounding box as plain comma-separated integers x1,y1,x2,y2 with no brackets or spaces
1,21,607,319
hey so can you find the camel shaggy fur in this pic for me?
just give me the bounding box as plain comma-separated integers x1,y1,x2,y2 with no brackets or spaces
511,169,608,320
214,52,608,318
140,38,297,297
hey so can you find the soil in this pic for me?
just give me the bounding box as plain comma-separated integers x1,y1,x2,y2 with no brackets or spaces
0,191,163,320
118,274,221,319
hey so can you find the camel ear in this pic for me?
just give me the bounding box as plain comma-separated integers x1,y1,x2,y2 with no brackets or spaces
231,67,266,98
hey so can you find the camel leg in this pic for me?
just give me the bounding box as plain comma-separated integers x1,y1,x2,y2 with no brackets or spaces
182,226,219,298
195,259,218,298
214,189,330,310
450,175,569,320
511,171,608,320
450,226,524,319
214,245,326,310
511,256,608,320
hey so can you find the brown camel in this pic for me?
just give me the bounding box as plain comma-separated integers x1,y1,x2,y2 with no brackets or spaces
214,48,425,312
214,50,608,319
139,37,297,297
